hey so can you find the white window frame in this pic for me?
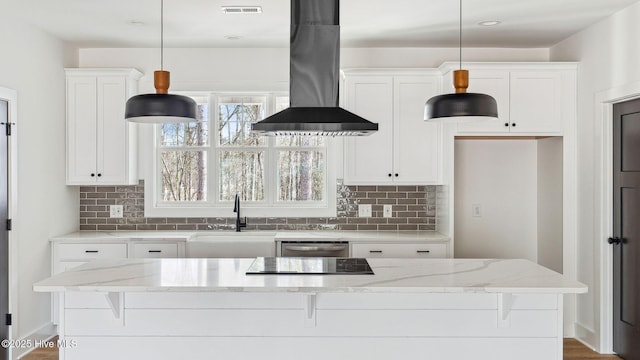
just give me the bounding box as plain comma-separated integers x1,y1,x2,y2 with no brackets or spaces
144,91,337,218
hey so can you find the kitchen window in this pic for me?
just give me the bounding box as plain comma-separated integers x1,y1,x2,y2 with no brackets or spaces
146,93,337,217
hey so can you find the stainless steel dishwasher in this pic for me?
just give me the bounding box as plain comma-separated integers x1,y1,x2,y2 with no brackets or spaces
279,241,349,257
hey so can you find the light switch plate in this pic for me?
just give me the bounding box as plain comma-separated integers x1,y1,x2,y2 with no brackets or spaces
110,205,123,218
472,204,482,217
383,205,393,218
358,204,372,218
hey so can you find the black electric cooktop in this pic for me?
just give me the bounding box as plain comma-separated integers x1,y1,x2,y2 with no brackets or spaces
246,257,374,275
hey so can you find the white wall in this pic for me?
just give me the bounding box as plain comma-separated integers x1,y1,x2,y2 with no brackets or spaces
454,140,538,260
550,1,640,350
0,13,78,351
537,137,563,273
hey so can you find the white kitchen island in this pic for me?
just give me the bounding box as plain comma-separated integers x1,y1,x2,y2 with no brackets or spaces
34,258,586,360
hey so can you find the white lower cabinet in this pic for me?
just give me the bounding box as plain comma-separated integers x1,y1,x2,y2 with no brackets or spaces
351,242,449,258
130,242,182,258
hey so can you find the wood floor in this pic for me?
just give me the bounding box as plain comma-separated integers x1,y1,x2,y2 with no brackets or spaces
20,338,621,359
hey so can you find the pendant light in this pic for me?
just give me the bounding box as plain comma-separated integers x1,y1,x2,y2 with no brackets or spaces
125,0,196,123
424,0,498,122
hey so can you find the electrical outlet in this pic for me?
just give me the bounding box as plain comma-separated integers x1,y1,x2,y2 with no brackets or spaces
383,205,393,218
472,204,481,217
358,204,372,218
110,205,123,218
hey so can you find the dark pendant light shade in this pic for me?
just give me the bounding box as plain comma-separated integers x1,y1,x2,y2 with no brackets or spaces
124,0,197,124
424,0,498,122
425,68,498,122
125,93,197,123
425,92,497,122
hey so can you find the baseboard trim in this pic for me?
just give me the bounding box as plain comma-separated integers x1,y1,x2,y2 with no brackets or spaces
14,322,57,360
574,322,601,353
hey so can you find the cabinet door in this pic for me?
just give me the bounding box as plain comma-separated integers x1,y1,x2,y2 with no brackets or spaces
393,76,441,184
344,76,394,184
97,76,129,184
67,76,98,184
456,70,510,133
509,71,562,134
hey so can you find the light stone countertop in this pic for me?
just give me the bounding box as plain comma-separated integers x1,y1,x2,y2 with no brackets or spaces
33,257,587,294
50,231,449,243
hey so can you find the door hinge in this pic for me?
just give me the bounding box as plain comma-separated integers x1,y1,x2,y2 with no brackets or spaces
5,314,11,326
5,219,11,231
0,122,14,136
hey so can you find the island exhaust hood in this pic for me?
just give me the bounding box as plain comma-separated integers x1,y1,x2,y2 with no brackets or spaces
251,0,378,136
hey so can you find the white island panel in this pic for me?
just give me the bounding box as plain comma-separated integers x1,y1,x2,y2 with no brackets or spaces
34,258,585,360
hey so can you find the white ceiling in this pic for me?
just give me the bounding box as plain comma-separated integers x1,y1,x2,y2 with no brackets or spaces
8,0,639,48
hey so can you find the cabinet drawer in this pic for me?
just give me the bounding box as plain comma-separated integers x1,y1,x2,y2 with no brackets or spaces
352,243,447,258
57,243,127,260
132,243,179,258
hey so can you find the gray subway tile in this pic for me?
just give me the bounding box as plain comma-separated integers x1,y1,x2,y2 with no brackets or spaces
97,225,117,231
137,224,157,231
377,186,397,192
338,224,357,231
87,218,107,224
357,224,378,231
398,224,419,231
80,225,97,231
97,187,116,193
147,218,167,224
156,225,177,231
378,224,399,231
176,224,198,230
117,225,137,231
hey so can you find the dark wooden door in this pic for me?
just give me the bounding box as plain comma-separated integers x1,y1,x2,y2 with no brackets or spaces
0,100,8,359
613,99,640,359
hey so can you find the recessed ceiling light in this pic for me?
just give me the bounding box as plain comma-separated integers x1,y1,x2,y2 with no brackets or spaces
221,6,262,14
478,20,502,26
224,35,242,40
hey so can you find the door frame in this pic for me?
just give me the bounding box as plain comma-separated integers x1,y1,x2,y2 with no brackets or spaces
595,81,640,354
0,86,18,350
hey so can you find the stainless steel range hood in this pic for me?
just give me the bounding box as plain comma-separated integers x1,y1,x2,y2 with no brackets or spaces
251,0,378,136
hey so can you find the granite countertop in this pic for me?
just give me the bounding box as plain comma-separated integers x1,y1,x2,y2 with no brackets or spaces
33,258,587,294
50,231,449,243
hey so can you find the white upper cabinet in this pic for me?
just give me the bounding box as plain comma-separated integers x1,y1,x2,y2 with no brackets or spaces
343,70,442,185
66,69,142,185
455,70,511,133
449,63,576,135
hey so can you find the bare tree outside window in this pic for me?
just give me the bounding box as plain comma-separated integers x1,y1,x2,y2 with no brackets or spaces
159,99,208,201
156,94,327,207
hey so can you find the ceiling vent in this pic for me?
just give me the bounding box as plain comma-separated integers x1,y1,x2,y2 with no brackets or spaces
221,6,262,14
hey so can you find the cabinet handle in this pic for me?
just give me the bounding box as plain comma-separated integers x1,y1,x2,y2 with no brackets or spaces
388,173,392,177
511,123,516,127
369,250,383,253
504,123,509,127
148,250,162,253
416,250,431,254
395,173,399,177
84,250,99,253
97,173,102,177
90,173,95,177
